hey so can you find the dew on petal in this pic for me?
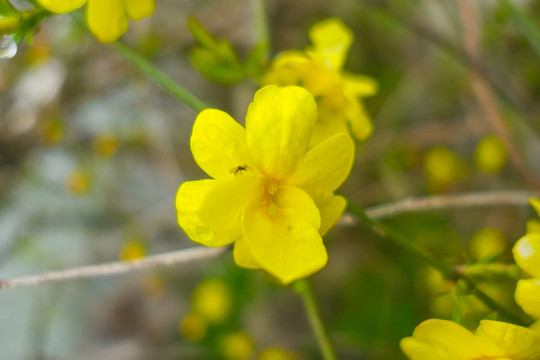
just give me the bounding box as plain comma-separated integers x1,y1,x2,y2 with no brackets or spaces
516,240,535,260
0,34,17,59
196,226,213,241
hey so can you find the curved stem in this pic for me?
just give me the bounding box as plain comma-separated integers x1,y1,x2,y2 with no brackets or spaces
109,41,210,113
294,279,337,360
348,202,454,277
346,201,533,326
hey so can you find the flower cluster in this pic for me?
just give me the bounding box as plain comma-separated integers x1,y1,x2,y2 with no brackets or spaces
262,18,377,145
176,85,354,284
37,0,155,42
513,198,540,319
401,318,540,360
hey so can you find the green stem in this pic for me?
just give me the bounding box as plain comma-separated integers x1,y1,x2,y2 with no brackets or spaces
294,279,337,360
461,276,531,325
252,0,270,58
500,0,540,61
109,41,210,112
347,202,454,277
346,201,532,326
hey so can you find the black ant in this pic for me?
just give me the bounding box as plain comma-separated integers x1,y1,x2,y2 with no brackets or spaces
230,164,248,176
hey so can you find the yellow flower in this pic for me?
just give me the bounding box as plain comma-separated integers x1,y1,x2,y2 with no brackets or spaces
262,18,377,145
220,331,255,360
258,347,299,360
175,85,354,284
179,312,207,342
401,318,540,360
64,169,90,195
475,135,508,175
119,240,146,261
513,233,540,319
424,146,465,191
37,0,155,42
192,278,232,324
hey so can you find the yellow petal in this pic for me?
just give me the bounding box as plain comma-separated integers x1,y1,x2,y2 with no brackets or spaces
241,201,327,284
233,237,260,269
191,109,253,180
308,18,353,70
86,0,129,43
272,185,321,230
342,72,378,97
37,0,86,13
344,93,373,140
287,133,354,192
262,51,310,87
400,337,453,360
124,0,155,20
246,85,317,178
176,176,261,247
530,198,540,218
476,320,540,360
513,234,540,278
308,191,346,236
515,279,540,319
404,319,482,359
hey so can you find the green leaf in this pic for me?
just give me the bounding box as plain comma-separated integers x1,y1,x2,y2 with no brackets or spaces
188,17,247,85
0,0,18,17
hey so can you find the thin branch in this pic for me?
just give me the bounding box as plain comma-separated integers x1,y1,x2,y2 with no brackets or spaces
0,246,226,290
362,190,536,220
457,0,540,191
1,190,535,290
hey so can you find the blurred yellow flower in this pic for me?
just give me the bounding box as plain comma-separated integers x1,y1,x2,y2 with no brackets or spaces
401,318,540,360
37,0,155,42
65,169,90,195
176,85,354,284
474,135,508,174
92,132,119,158
179,312,207,342
40,118,64,146
424,146,465,191
221,331,255,360
262,18,377,145
119,240,146,261
258,347,299,360
469,227,506,261
192,278,232,324
513,233,540,319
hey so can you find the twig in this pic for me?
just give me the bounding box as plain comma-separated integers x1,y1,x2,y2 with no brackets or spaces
457,0,540,190
1,190,535,290
0,246,226,290
362,190,536,220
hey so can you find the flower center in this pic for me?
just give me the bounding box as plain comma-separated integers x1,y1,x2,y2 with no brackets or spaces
263,177,280,217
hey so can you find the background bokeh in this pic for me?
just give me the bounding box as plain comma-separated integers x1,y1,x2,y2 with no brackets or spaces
1,0,540,359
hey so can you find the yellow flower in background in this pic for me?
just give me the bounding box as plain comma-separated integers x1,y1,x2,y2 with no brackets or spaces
258,348,299,360
179,312,207,342
474,135,508,175
262,18,377,146
64,169,90,195
192,278,232,324
513,233,540,319
424,146,465,191
37,0,155,42
176,85,355,284
119,240,146,261
469,227,506,261
93,132,119,158
401,318,540,360
221,331,255,360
